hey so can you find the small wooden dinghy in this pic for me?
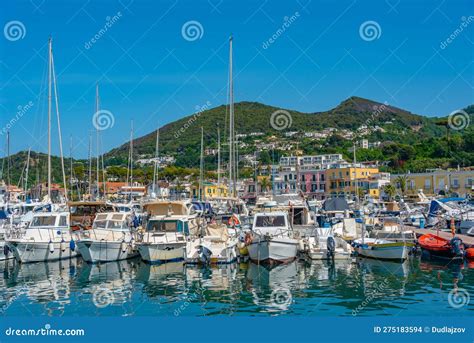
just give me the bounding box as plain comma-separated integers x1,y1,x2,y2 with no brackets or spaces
418,233,465,259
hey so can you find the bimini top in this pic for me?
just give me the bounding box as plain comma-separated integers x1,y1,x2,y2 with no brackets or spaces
143,201,191,216
322,198,349,212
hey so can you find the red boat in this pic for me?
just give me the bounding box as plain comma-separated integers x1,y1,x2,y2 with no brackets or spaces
466,248,474,260
418,234,465,259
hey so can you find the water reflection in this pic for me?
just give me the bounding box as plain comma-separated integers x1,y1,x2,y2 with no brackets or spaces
0,256,472,316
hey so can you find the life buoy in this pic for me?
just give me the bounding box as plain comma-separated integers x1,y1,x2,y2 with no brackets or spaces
228,215,240,226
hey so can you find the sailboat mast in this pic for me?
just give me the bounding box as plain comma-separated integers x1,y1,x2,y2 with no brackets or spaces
88,131,92,198
200,127,204,201
6,131,10,187
353,142,359,207
47,37,52,201
228,35,236,198
217,125,221,186
69,136,73,200
25,148,31,198
96,84,100,199
152,128,159,195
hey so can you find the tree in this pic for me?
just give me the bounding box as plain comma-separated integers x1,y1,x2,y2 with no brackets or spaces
395,175,408,195
383,184,396,201
260,177,271,193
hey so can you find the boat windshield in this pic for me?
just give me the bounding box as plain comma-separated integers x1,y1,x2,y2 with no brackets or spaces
93,220,108,229
30,216,56,227
93,220,126,230
255,215,286,227
146,220,188,234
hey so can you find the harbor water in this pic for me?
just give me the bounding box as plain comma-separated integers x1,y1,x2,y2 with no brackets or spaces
1,256,473,317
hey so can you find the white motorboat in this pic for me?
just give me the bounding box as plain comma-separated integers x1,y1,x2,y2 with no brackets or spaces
8,211,78,263
352,237,409,261
186,222,239,264
75,212,138,263
302,227,352,260
247,211,299,264
137,201,199,263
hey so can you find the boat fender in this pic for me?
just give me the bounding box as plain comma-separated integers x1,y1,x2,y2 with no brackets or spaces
121,240,127,253
60,239,67,252
69,239,76,252
48,241,54,254
327,236,336,258
3,244,10,256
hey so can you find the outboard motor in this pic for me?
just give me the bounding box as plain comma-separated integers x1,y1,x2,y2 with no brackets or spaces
198,245,212,264
450,237,464,257
327,236,336,259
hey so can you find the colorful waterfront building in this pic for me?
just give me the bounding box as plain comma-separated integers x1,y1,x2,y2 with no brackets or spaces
325,165,383,198
391,169,474,197
274,154,345,199
191,182,228,199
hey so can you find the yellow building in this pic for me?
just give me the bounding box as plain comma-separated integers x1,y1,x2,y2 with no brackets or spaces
325,166,381,198
391,169,474,197
192,182,228,199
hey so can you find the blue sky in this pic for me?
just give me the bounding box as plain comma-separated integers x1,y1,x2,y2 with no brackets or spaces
1,0,473,158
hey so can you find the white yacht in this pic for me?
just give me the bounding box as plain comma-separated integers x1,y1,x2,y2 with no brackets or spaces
247,211,299,264
185,222,239,264
137,201,199,263
75,212,138,263
8,211,77,263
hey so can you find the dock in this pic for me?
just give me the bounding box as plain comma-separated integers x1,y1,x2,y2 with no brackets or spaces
404,226,474,247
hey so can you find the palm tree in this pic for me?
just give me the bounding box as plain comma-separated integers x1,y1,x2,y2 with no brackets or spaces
260,177,270,194
383,184,396,201
395,175,408,195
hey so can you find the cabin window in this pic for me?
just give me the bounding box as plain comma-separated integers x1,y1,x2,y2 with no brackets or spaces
93,220,107,229
255,216,286,227
59,216,67,227
30,216,56,227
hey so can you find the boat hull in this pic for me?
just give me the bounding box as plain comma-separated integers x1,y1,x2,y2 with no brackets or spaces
8,240,78,263
185,240,239,264
76,240,137,263
137,242,186,263
355,243,408,261
248,237,298,264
